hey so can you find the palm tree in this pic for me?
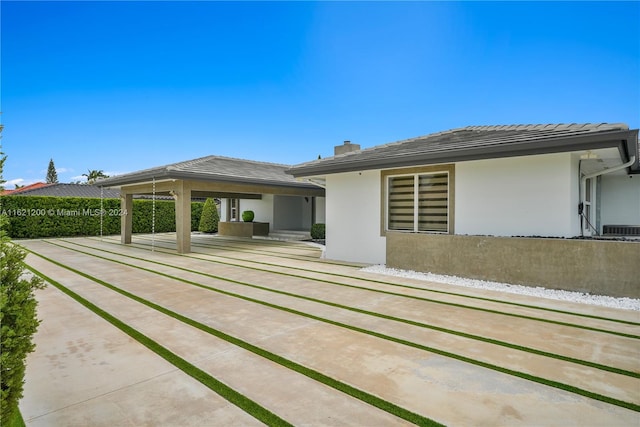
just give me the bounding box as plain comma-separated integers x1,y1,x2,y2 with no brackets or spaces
82,169,109,184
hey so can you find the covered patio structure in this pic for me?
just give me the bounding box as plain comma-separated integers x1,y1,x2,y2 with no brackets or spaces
96,156,325,253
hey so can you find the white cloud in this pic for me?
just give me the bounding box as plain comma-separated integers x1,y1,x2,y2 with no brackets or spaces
6,178,25,187
4,178,42,189
104,171,128,177
56,167,73,174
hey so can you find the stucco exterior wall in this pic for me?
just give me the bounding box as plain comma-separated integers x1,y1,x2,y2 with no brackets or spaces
315,196,326,224
600,175,640,228
325,171,386,264
387,232,640,298
455,153,578,237
273,195,312,231
241,195,274,229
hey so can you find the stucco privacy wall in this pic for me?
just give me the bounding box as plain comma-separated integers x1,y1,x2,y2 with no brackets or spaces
455,153,581,237
325,171,386,264
387,232,640,298
600,175,640,228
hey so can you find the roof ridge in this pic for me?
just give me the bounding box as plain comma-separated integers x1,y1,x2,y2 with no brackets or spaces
175,155,294,169
451,122,629,132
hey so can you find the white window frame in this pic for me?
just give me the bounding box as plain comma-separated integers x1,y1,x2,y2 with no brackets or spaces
386,171,450,233
583,177,596,235
227,198,240,221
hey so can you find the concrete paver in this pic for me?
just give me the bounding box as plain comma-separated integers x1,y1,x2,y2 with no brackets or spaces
21,282,263,427
18,235,640,426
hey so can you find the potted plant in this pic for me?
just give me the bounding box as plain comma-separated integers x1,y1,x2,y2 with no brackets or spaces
241,210,255,222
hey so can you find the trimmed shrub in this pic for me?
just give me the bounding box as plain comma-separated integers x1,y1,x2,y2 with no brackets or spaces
241,210,254,222
198,198,220,233
0,196,204,239
311,223,325,239
0,215,45,424
190,202,204,232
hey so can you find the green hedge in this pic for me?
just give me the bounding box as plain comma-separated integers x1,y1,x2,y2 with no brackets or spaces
310,223,325,239
0,196,203,239
1,215,45,425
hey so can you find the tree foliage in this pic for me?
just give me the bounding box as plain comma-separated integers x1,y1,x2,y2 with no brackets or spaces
45,159,58,184
82,170,109,184
198,198,219,233
0,154,6,191
0,196,46,424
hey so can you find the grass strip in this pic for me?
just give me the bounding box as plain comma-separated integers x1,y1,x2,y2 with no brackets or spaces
22,264,294,427
23,249,444,427
57,239,640,378
81,238,640,337
131,236,640,327
27,243,640,412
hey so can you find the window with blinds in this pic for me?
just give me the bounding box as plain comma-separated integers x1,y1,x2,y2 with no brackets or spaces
387,172,449,233
388,175,415,230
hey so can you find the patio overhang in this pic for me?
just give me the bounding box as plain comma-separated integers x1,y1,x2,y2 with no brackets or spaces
95,156,325,253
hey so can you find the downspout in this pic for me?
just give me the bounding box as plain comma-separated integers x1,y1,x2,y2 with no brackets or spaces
579,155,636,236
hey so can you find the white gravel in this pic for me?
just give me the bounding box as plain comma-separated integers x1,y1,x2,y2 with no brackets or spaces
360,264,640,311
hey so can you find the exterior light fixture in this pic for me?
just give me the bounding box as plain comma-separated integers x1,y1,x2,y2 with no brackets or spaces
580,150,599,160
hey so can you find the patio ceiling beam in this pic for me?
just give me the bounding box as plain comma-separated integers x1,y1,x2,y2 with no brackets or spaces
189,180,325,197
190,191,262,199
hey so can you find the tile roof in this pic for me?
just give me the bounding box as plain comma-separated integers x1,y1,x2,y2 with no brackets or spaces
287,123,639,177
6,183,121,198
5,183,173,199
2,182,51,195
97,155,320,189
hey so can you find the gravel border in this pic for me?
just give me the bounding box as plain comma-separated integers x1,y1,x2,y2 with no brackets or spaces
361,265,640,312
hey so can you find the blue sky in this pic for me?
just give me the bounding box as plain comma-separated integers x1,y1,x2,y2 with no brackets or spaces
2,1,639,187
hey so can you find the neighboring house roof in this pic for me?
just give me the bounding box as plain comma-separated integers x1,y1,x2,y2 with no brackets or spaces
5,183,175,200
287,123,639,177
7,183,121,198
2,182,51,195
97,155,321,190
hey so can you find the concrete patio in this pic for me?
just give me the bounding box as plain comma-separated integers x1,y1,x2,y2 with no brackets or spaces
18,233,640,426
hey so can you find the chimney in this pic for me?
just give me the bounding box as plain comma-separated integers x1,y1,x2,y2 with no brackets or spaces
334,140,361,156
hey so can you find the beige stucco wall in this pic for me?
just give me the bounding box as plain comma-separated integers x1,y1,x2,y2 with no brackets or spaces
387,232,640,298
218,221,269,237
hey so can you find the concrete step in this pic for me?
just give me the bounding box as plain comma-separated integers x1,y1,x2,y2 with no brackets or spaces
253,230,311,241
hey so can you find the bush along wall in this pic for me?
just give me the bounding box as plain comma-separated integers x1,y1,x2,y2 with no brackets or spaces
198,198,220,233
0,215,46,424
0,196,204,239
311,223,326,240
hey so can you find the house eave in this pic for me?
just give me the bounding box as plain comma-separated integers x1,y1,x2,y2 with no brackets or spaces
288,129,639,177
96,169,323,191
